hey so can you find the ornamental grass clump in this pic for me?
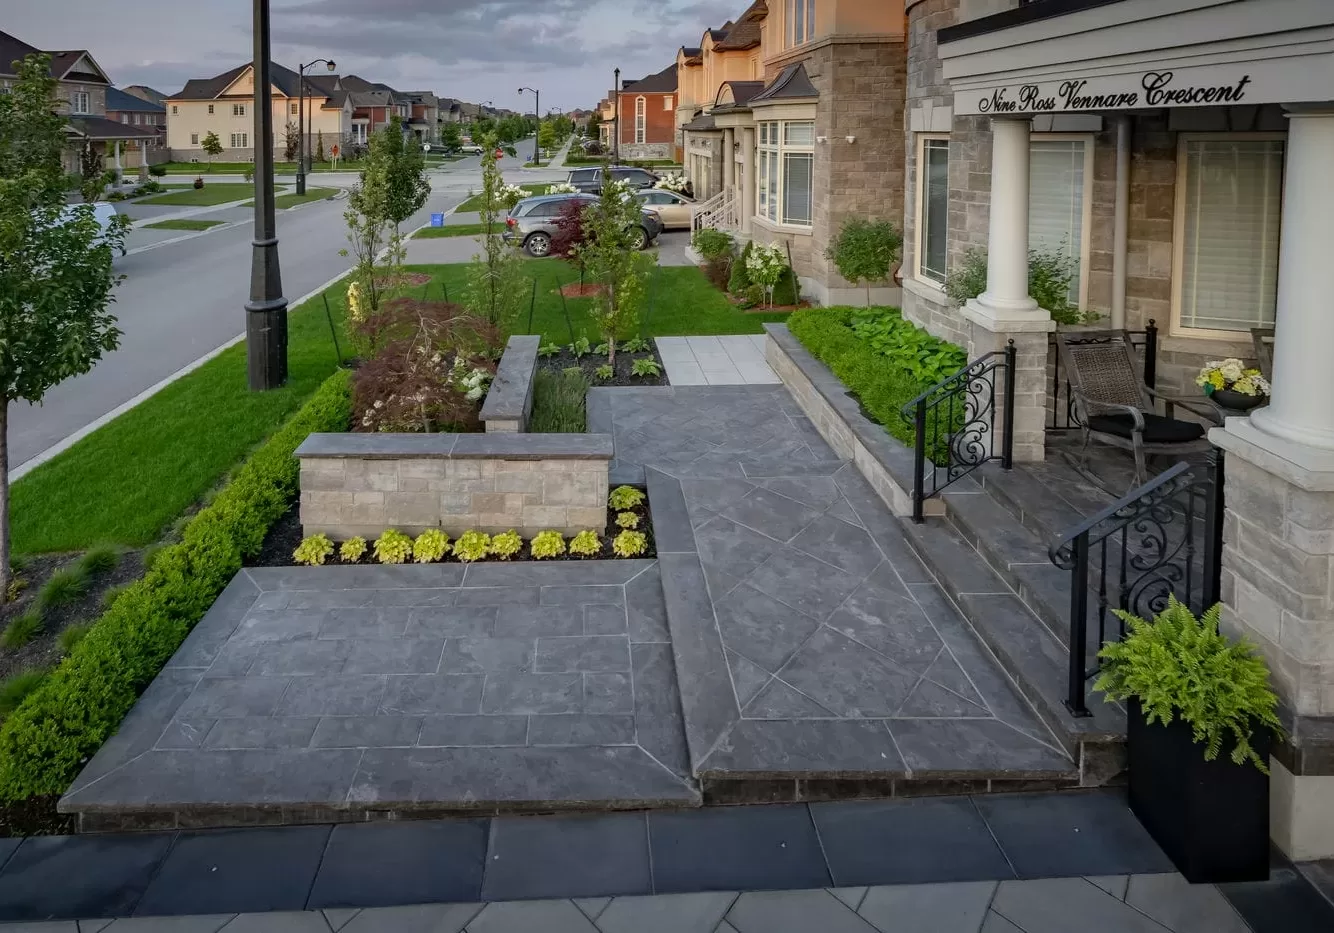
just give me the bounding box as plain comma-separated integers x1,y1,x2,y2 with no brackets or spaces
612,530,648,558
569,530,601,557
373,529,414,564
453,531,491,562
340,536,368,563
413,529,451,563
293,534,335,567
1095,597,1283,771
530,531,566,559
608,486,645,510
489,531,523,560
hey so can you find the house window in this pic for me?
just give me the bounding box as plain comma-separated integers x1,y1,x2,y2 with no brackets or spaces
230,132,248,148
1029,137,1093,307
172,104,178,115
788,0,815,47
664,96,673,111
1173,135,1285,335
635,97,646,144
190,133,199,146
916,135,949,284
756,120,814,226
70,91,90,114
208,104,214,114
291,103,298,115
120,113,129,124
134,113,142,125
233,103,245,117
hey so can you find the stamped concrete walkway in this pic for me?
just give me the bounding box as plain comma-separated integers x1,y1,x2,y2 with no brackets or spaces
588,386,1074,792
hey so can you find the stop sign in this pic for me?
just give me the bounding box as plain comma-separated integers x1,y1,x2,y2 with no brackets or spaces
495,149,504,159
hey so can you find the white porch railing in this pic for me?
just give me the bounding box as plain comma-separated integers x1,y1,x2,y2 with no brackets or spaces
691,188,739,233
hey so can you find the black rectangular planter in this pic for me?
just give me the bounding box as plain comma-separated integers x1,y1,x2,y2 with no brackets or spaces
1127,697,1271,883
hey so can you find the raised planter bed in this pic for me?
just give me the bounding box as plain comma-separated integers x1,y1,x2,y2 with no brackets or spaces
479,335,539,433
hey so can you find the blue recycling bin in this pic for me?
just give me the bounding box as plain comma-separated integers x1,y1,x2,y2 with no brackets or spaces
430,212,445,227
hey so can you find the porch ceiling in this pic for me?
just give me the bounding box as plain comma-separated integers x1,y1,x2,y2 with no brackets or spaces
939,0,1334,116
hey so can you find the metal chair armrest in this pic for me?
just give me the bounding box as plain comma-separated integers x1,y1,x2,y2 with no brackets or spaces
1070,390,1146,433
1143,388,1225,425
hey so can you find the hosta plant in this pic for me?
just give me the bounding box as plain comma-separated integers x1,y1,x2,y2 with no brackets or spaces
530,530,566,559
630,358,661,378
616,511,640,530
294,534,335,567
609,485,645,510
489,531,523,560
1095,597,1283,771
413,529,451,563
453,530,491,562
373,529,414,565
538,342,562,358
339,536,368,563
612,530,648,558
570,337,592,359
569,530,601,557
595,364,614,382
621,336,650,353
594,342,610,356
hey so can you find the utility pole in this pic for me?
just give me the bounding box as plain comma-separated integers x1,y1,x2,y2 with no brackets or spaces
519,86,540,166
613,68,620,162
247,0,287,390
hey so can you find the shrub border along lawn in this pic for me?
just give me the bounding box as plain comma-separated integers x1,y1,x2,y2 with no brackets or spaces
143,218,225,231
413,223,491,239
786,307,963,449
0,371,352,800
455,183,548,213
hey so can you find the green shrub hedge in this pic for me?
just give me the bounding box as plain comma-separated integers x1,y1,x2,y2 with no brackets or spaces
0,370,352,800
787,306,964,448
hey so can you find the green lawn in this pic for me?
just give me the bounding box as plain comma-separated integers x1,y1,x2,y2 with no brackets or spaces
407,262,788,343
136,184,259,207
241,187,338,209
143,218,224,231
456,183,549,213
413,223,492,239
153,161,356,174
11,284,350,555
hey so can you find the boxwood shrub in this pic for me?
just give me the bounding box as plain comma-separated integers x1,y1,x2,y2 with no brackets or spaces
0,370,351,800
787,306,964,448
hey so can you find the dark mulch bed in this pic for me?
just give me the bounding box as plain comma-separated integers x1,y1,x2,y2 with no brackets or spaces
250,493,655,567
537,342,668,388
0,795,74,838
0,550,145,683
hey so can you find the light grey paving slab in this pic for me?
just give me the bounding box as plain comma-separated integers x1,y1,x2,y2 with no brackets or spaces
340,903,482,933
571,899,610,923
466,899,599,933
990,878,1170,933
1124,873,1251,933
725,889,879,933
97,918,234,932
594,892,737,933
79,922,115,933
321,909,361,932
979,913,1025,933
857,882,997,933
828,887,868,911
213,913,333,933
1085,876,1130,900
716,923,740,933
0,924,79,933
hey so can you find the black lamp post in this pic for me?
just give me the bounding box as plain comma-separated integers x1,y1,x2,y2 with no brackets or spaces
247,0,286,390
296,57,335,195
518,86,539,166
612,67,620,162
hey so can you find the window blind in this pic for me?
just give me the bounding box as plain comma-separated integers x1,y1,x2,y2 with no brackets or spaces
1028,140,1086,304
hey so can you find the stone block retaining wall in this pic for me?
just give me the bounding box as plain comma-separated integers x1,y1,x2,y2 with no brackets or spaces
297,434,612,540
479,335,539,433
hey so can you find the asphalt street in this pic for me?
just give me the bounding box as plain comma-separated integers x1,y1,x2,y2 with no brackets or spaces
11,152,571,473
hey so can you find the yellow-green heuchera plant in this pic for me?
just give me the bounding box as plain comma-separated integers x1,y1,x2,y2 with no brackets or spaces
615,512,640,530
530,531,566,559
453,531,491,562
608,486,645,511
569,530,601,557
339,536,368,563
489,531,523,560
612,530,647,558
413,530,450,563
373,529,414,565
1095,597,1283,771
293,534,334,567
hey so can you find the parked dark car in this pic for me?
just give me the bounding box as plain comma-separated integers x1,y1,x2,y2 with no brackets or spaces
502,193,663,258
566,165,660,194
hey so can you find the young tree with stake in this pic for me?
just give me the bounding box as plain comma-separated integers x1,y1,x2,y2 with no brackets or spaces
200,130,223,170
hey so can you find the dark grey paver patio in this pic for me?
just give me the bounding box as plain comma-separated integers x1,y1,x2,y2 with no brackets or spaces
60,561,697,830
590,385,1075,788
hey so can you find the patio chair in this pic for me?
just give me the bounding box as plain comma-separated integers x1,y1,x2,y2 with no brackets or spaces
1251,327,1275,380
1055,330,1223,488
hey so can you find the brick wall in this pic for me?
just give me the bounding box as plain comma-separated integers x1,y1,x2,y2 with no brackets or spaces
620,91,675,146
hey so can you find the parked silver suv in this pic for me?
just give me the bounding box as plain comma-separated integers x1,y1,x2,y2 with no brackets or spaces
502,193,664,258
565,165,660,195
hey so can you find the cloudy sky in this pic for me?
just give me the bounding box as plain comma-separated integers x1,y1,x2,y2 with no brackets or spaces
8,0,740,109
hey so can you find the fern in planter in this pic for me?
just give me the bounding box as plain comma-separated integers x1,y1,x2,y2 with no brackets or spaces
1094,597,1283,770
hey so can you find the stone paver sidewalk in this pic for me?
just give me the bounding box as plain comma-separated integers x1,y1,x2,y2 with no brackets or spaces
654,335,780,386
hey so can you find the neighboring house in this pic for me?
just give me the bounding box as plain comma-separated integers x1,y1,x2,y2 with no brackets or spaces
106,86,167,167
0,29,160,176
342,75,410,143
617,64,678,161
438,97,463,124
166,63,352,162
120,84,167,107
401,91,440,143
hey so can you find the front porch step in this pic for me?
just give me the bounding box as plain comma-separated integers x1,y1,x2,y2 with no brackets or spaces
900,516,1125,786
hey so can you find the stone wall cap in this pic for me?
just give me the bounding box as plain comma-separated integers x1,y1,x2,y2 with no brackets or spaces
480,335,541,423
297,432,614,461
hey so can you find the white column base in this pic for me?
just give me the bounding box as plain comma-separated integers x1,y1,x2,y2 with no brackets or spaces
1271,758,1334,860
1211,418,1334,485
962,298,1055,334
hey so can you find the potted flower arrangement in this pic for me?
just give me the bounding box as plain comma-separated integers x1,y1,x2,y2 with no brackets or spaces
1095,597,1283,883
1196,358,1269,412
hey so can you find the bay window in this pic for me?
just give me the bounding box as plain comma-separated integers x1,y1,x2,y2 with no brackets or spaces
756,120,813,227
1174,135,1284,335
916,135,949,284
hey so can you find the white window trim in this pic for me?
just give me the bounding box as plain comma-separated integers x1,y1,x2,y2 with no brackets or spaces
635,96,646,144
1030,132,1095,313
756,119,815,229
664,96,673,111
913,133,951,288
1170,131,1287,340
233,103,246,117
788,0,815,48
70,91,90,114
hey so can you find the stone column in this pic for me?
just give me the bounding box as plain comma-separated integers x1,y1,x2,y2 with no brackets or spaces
723,127,736,197
741,125,756,234
1210,109,1334,861
963,117,1052,463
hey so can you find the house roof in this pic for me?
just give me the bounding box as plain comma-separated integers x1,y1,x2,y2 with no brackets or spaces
622,63,677,94
751,62,818,103
106,86,164,113
0,30,40,76
712,80,765,112
0,30,109,83
715,21,761,50
170,63,344,101
680,47,702,58
737,0,768,23
681,112,717,132
68,115,161,140
121,85,167,105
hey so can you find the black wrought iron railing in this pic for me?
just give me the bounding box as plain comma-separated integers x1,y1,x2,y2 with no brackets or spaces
902,342,1016,524
1048,321,1157,430
1048,450,1224,717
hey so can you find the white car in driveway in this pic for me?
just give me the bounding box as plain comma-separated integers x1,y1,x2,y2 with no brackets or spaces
636,189,695,230
460,143,484,155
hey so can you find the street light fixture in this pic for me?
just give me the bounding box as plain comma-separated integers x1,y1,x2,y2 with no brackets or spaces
296,57,335,196
518,86,539,166
612,68,620,162
247,0,286,390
